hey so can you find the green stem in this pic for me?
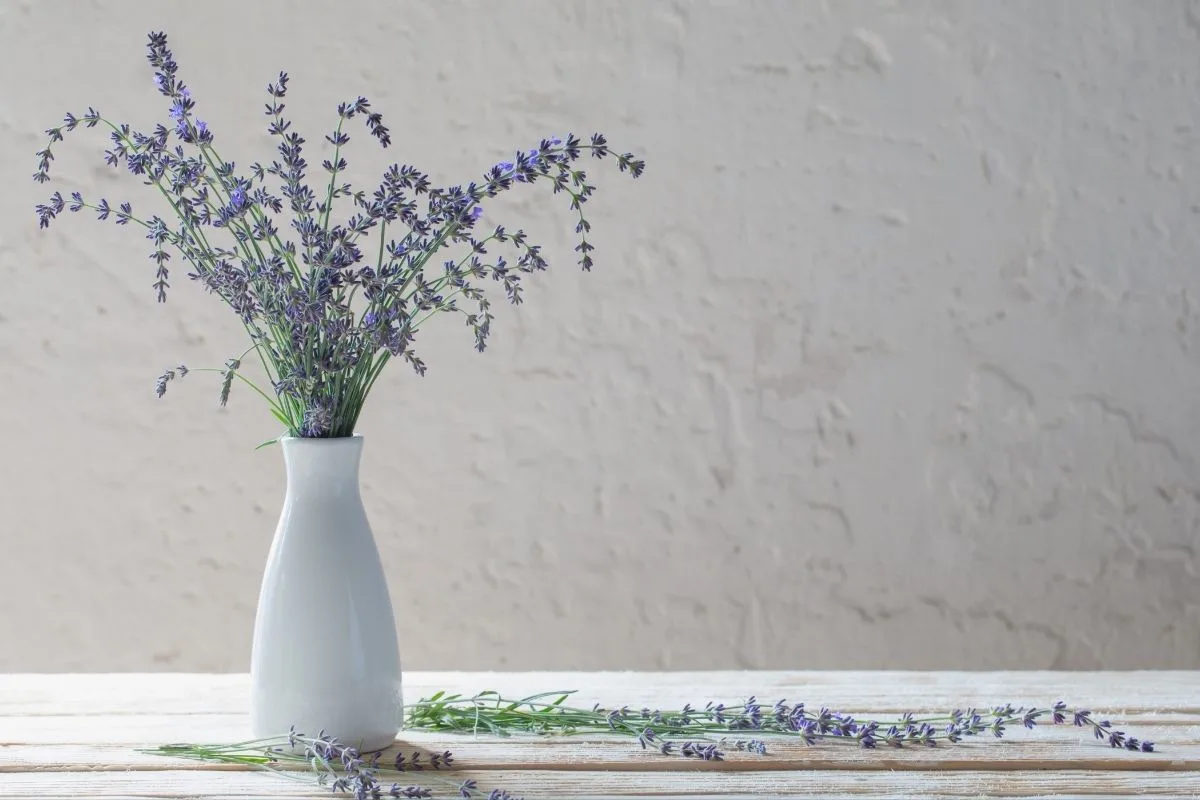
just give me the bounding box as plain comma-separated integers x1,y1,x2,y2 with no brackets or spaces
320,116,347,233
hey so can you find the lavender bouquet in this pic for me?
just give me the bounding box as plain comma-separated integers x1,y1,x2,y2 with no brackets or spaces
35,32,644,439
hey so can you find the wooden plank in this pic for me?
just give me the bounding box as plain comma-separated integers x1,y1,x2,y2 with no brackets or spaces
0,713,249,745
11,797,1192,800
0,674,247,716
2,768,1199,798
2,726,1197,773
1,672,1197,716
1,711,1192,750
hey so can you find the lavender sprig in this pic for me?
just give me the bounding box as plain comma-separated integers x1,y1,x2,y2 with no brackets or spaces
151,731,516,799
35,31,645,440
406,691,1156,758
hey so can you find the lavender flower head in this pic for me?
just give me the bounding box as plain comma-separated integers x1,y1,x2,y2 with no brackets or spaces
35,32,645,438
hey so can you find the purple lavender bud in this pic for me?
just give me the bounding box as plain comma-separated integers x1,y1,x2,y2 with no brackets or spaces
154,367,176,398
34,191,64,229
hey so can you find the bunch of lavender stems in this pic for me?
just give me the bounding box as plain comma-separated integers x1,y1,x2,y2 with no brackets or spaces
405,690,1156,755
152,732,513,799
35,32,644,440
148,691,1156,800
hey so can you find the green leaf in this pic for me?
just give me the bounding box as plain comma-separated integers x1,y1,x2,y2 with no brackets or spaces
519,690,575,705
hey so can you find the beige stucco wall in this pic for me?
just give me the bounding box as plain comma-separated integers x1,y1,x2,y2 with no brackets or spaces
2,0,1198,672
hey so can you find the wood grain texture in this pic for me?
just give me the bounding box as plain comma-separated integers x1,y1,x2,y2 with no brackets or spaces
4,769,1200,799
0,673,1197,798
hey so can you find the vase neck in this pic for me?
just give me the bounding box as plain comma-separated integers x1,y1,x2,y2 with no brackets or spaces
281,436,364,495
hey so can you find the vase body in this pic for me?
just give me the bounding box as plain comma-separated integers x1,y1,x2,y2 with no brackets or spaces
250,435,402,751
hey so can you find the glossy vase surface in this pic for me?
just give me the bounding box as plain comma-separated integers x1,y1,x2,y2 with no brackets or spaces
250,435,401,751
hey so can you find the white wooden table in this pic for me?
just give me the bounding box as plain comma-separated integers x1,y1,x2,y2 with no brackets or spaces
1,672,1197,798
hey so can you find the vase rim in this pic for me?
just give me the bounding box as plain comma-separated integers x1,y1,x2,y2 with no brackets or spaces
279,433,364,444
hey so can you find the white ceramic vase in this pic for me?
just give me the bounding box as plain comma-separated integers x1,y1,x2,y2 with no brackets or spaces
250,435,402,751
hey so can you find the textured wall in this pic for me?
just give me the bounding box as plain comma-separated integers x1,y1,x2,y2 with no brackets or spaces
2,0,1199,672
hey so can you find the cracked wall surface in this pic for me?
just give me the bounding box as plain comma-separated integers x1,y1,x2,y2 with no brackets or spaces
2,0,1198,671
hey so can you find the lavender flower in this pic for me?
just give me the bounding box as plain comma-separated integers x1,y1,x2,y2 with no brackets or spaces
155,365,188,398
35,31,645,439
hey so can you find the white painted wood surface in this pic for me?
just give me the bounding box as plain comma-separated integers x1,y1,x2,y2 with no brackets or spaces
0,672,1197,798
